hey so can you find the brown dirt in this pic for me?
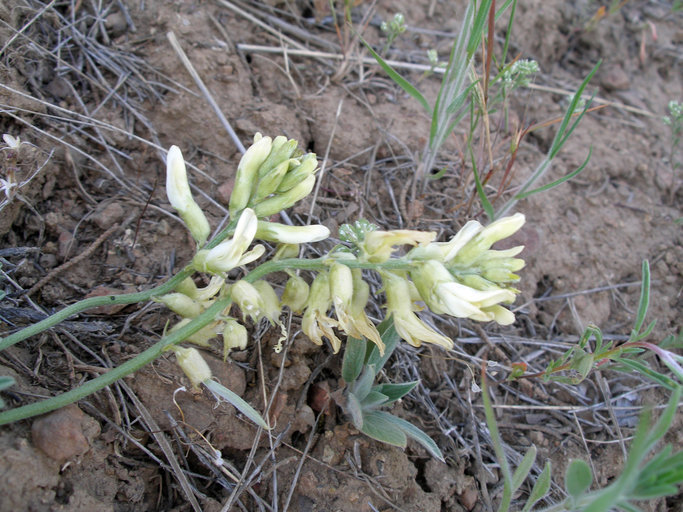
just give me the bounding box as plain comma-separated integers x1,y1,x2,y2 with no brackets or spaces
0,1,681,511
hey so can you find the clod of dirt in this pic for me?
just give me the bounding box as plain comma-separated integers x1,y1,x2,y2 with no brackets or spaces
31,404,99,463
0,434,60,510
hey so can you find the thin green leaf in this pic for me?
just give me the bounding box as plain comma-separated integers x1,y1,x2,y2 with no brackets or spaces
630,320,657,342
549,61,601,159
204,380,269,429
342,336,367,383
498,0,518,66
515,146,592,200
630,260,650,339
511,446,537,492
372,411,444,461
521,460,551,512
360,38,431,115
565,459,593,499
373,381,419,403
467,0,494,57
612,357,678,390
360,410,407,448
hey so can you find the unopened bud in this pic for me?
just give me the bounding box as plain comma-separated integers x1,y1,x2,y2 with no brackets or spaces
257,137,298,178
231,280,264,322
252,174,315,218
277,153,318,192
281,274,309,313
252,280,281,324
174,346,212,388
155,292,202,318
229,134,273,216
166,145,211,245
256,221,330,244
223,318,248,359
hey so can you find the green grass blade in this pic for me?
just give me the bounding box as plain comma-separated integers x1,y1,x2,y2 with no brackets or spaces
630,260,650,339
549,61,601,159
360,37,431,115
514,146,592,200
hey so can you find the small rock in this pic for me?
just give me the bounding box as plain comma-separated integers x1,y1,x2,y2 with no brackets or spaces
31,405,93,462
91,201,125,230
105,11,127,38
600,66,630,91
459,486,479,511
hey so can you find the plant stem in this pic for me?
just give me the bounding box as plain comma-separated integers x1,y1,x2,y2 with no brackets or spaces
0,294,232,425
0,255,415,424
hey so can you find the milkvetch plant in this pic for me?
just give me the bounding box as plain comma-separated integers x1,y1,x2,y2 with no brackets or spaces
0,133,527,458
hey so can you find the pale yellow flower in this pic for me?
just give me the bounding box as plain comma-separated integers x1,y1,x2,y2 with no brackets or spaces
173,346,212,388
301,272,342,352
192,208,264,274
361,229,436,263
256,221,330,244
383,271,453,349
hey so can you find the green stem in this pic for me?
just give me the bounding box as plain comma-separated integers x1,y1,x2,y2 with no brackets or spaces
0,219,240,352
0,255,415,424
0,266,193,351
0,295,232,425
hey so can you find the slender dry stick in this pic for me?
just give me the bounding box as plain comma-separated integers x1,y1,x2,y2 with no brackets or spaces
167,31,245,154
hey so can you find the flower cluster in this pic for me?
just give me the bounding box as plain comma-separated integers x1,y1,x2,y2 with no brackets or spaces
162,134,526,387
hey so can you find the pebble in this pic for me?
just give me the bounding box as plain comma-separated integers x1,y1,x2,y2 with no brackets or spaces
31,405,92,462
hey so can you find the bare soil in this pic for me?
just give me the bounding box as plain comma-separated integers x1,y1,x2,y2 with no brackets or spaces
0,1,681,511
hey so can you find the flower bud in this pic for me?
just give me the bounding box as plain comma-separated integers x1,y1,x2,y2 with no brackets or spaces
273,243,300,260
170,319,221,347
253,159,291,202
281,274,309,313
230,280,265,322
252,174,315,218
453,213,525,265
155,292,202,318
229,134,273,216
223,318,248,359
252,280,281,324
173,346,212,388
256,221,330,244
277,153,318,192
257,137,298,178
166,145,211,245
175,277,199,299
362,229,436,263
